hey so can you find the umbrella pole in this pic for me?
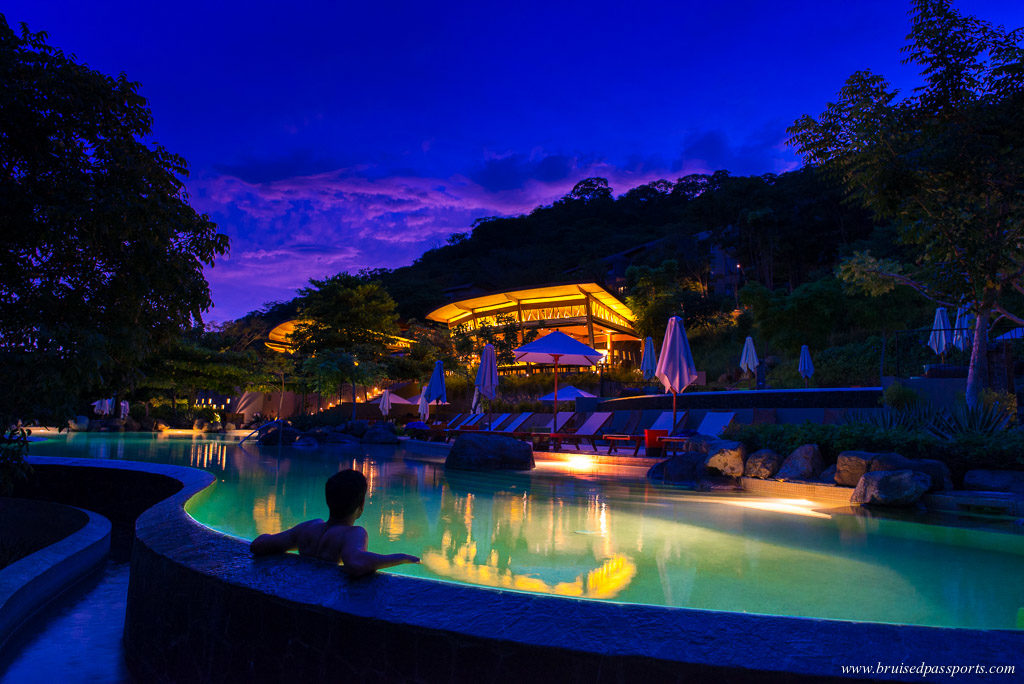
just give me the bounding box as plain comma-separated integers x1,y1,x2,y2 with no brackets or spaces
553,357,559,423
672,391,677,429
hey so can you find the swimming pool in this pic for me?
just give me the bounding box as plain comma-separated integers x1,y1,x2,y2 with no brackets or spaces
29,432,1024,630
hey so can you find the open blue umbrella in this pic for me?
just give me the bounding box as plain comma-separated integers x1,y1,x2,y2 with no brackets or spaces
538,386,596,402
514,331,602,417
640,336,657,381
655,317,698,427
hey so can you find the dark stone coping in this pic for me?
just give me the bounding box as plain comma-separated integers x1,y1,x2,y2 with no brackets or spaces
601,387,883,411
27,456,1024,683
0,497,111,650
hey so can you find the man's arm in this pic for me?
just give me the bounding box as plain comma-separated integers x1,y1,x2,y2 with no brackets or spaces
250,522,306,555
340,526,420,577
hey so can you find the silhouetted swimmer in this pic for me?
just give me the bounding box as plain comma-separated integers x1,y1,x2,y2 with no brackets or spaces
250,469,420,576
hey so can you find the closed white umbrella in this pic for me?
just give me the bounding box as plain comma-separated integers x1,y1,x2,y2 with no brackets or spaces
928,307,952,358
654,316,698,427
640,336,657,381
739,336,759,375
514,331,602,417
952,306,974,352
378,389,393,418
475,343,499,428
418,387,429,422
798,345,814,387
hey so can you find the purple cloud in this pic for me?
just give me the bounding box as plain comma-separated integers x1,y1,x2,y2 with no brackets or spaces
193,155,715,322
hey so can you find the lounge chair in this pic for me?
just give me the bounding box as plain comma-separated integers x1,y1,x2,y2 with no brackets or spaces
549,412,612,451
446,413,485,439
603,411,643,455
605,411,688,456
461,413,510,433
495,412,532,434
513,412,574,449
661,411,735,455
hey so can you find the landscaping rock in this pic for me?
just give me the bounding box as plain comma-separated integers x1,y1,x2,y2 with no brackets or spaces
154,419,170,431
963,469,1024,495
193,419,207,431
835,451,875,487
776,444,823,481
869,453,952,491
819,464,837,484
743,449,783,479
257,425,301,446
207,421,222,433
224,422,236,432
697,475,743,492
362,424,400,444
124,416,141,432
851,470,931,506
346,420,369,438
653,452,708,482
326,431,360,444
446,433,534,471
703,440,746,477
68,416,90,432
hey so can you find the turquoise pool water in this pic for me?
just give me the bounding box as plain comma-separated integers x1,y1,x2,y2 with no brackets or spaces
29,432,1024,630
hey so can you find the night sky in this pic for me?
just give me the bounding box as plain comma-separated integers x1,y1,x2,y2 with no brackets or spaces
6,1,1024,321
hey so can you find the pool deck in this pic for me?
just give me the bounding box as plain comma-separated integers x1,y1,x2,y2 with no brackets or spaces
17,454,1024,682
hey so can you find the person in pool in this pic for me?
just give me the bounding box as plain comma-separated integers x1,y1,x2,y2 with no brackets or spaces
250,468,420,576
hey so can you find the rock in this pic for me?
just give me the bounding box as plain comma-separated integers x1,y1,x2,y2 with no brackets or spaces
963,469,1024,494
362,425,400,444
207,421,223,433
703,440,746,477
154,419,170,432
224,422,236,432
697,475,743,492
193,419,207,431
326,431,360,444
68,416,90,432
819,464,837,484
257,425,301,446
776,444,823,481
653,452,708,482
869,453,952,491
446,434,534,471
851,470,931,506
346,420,369,438
835,451,876,487
743,449,784,479
123,416,141,432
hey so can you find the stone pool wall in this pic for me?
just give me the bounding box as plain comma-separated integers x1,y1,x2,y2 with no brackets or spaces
25,456,1024,683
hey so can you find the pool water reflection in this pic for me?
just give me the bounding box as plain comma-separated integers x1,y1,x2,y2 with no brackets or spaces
31,433,1024,630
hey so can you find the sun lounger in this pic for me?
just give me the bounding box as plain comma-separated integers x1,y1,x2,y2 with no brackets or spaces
446,413,485,439
605,411,686,456
495,412,532,433
461,413,510,433
549,412,612,451
513,412,574,449
661,411,735,455
603,411,643,455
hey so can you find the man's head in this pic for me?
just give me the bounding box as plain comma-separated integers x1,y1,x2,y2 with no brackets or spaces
325,469,367,521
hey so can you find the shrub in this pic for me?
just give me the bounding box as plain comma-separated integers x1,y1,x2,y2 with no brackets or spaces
882,381,920,409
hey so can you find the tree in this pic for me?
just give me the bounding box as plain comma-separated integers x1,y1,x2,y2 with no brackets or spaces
0,18,229,422
303,350,382,421
290,274,399,357
788,0,1024,405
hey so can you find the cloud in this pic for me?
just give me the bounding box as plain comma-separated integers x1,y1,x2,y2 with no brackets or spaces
192,146,762,322
674,125,800,176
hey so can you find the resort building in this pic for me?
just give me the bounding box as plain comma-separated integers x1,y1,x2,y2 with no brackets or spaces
425,282,641,369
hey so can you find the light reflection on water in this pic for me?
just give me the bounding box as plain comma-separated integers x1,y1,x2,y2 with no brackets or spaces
29,433,1024,629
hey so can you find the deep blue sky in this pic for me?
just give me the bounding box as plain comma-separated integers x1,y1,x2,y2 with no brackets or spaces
6,0,1024,321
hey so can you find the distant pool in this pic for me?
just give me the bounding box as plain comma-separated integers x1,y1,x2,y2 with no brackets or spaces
29,432,1024,630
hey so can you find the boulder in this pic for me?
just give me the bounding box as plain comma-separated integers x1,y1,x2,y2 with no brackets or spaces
776,444,823,481
123,416,141,432
154,419,170,432
68,416,90,432
446,434,534,471
193,419,207,431
835,451,875,487
362,424,400,444
743,449,784,479
257,425,301,446
652,452,708,482
326,431,360,444
346,420,369,438
819,464,837,484
207,421,223,433
869,453,952,491
697,475,743,492
851,470,931,506
703,440,746,477
224,422,236,432
963,469,1024,495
